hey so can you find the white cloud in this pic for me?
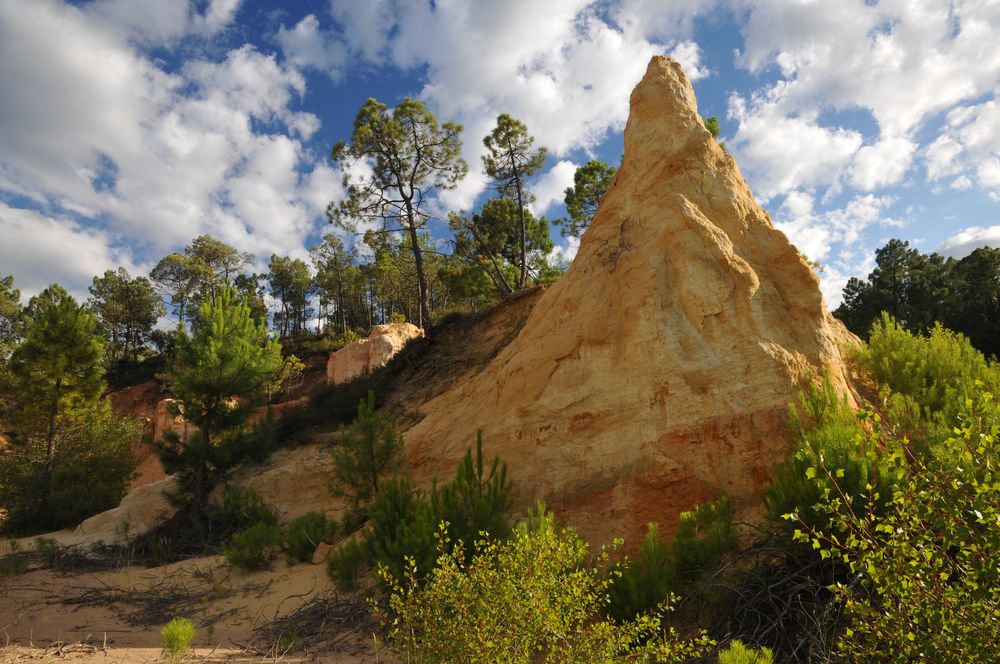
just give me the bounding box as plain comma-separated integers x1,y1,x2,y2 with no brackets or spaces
775,194,905,305
277,14,346,75
0,203,143,301
849,137,916,191
531,160,577,216
730,0,1000,201
937,225,1000,257
548,235,581,269
728,93,863,201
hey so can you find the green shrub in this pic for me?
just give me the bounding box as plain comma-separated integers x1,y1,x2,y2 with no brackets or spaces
210,485,278,539
793,388,1000,662
718,640,774,664
381,505,713,663
609,497,735,621
160,617,196,663
327,537,368,591
284,512,331,564
224,521,283,570
0,406,141,534
854,313,999,428
367,432,512,586
329,390,404,510
367,476,439,584
763,375,887,533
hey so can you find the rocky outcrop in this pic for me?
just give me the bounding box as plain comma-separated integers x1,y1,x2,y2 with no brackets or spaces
326,323,424,384
402,56,857,548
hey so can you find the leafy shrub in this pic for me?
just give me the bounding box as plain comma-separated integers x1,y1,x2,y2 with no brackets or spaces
381,505,713,663
329,390,404,510
0,406,141,533
326,537,368,591
854,313,999,429
210,485,278,539
718,640,774,664
763,374,887,533
284,511,331,564
367,432,512,585
367,476,439,584
790,388,1000,662
161,617,196,663
224,521,284,570
609,497,735,621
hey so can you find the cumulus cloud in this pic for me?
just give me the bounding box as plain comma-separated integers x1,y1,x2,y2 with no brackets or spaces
937,225,1000,257
729,0,1000,202
0,203,144,300
531,160,577,216
775,193,906,305
0,1,331,296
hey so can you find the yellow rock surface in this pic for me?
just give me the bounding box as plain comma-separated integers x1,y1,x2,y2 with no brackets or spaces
402,56,857,547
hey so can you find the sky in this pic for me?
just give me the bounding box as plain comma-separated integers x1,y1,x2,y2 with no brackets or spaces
1,0,999,308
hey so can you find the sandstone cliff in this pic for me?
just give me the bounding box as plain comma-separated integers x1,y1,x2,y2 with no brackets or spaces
402,56,857,548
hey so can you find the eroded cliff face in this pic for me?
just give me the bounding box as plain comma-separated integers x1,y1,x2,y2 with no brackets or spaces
403,56,857,547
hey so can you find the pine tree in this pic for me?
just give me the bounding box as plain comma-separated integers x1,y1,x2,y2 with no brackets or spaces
329,390,404,511
157,283,283,532
482,114,547,288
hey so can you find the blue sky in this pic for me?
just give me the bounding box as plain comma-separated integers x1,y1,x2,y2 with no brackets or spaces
1,0,999,308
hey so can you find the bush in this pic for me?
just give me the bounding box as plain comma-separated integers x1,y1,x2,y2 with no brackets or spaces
763,375,887,533
224,521,284,570
161,617,196,663
609,497,735,621
329,390,404,510
327,538,368,591
0,406,141,534
854,313,999,429
381,505,713,663
718,640,774,664
367,432,512,586
284,512,331,564
210,485,278,539
791,388,1000,662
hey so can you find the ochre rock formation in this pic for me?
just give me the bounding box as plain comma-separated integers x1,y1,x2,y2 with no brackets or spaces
326,322,424,384
402,56,857,548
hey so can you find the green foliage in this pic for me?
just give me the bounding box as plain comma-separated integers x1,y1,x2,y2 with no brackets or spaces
151,235,253,327
367,432,512,586
449,197,554,296
88,267,165,365
609,498,735,621
834,240,1000,358
381,506,713,663
160,617,196,663
704,116,721,138
267,254,314,337
0,273,23,360
717,640,773,664
330,97,467,329
329,390,404,510
852,312,999,433
327,537,368,591
0,405,141,533
763,374,885,534
557,160,616,239
482,114,548,289
224,521,284,570
156,283,283,532
430,429,512,557
284,511,331,564
210,485,278,538
791,388,1000,662
367,475,439,584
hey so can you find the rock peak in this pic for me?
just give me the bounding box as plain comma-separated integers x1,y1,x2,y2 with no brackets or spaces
402,58,858,548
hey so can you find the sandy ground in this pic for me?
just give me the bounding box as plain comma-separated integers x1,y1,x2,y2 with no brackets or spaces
0,553,398,663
